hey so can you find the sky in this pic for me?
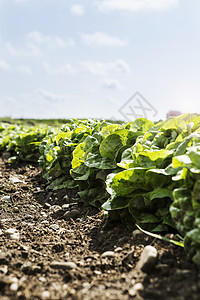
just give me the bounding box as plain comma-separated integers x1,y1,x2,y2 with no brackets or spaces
0,0,200,121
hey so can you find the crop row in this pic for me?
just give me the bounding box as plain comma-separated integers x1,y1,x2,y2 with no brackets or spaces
1,115,200,265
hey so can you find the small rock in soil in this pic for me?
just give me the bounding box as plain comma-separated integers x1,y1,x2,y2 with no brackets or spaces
1,196,11,202
41,290,51,299
50,205,62,213
114,247,123,252
50,261,77,270
0,266,8,275
13,206,19,213
129,282,144,297
9,176,24,184
31,265,42,274
63,209,80,220
39,277,46,283
41,220,49,225
49,224,60,231
5,228,20,240
40,212,48,218
44,202,51,209
75,218,83,222
69,203,78,208
10,282,18,292
94,270,102,275
24,214,33,220
102,251,116,258
0,219,10,223
137,245,158,273
62,204,70,210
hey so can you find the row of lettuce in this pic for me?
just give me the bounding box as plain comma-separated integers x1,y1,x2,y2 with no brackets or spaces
1,115,200,265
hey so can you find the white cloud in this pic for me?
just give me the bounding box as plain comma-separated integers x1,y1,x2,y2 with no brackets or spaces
96,0,179,13
43,62,73,75
0,59,31,74
6,41,41,57
0,59,11,71
81,32,128,47
27,31,75,49
5,31,74,58
70,4,85,16
102,78,123,90
81,59,131,75
15,65,32,75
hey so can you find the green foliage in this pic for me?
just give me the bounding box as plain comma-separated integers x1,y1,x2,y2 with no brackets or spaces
169,133,200,264
2,114,200,265
0,123,48,161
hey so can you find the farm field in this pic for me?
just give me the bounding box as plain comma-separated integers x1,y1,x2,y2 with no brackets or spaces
1,116,200,299
0,159,200,300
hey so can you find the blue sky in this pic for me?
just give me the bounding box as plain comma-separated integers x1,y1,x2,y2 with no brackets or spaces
0,0,200,121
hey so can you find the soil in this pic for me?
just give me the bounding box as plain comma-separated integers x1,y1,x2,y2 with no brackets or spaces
0,158,200,300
